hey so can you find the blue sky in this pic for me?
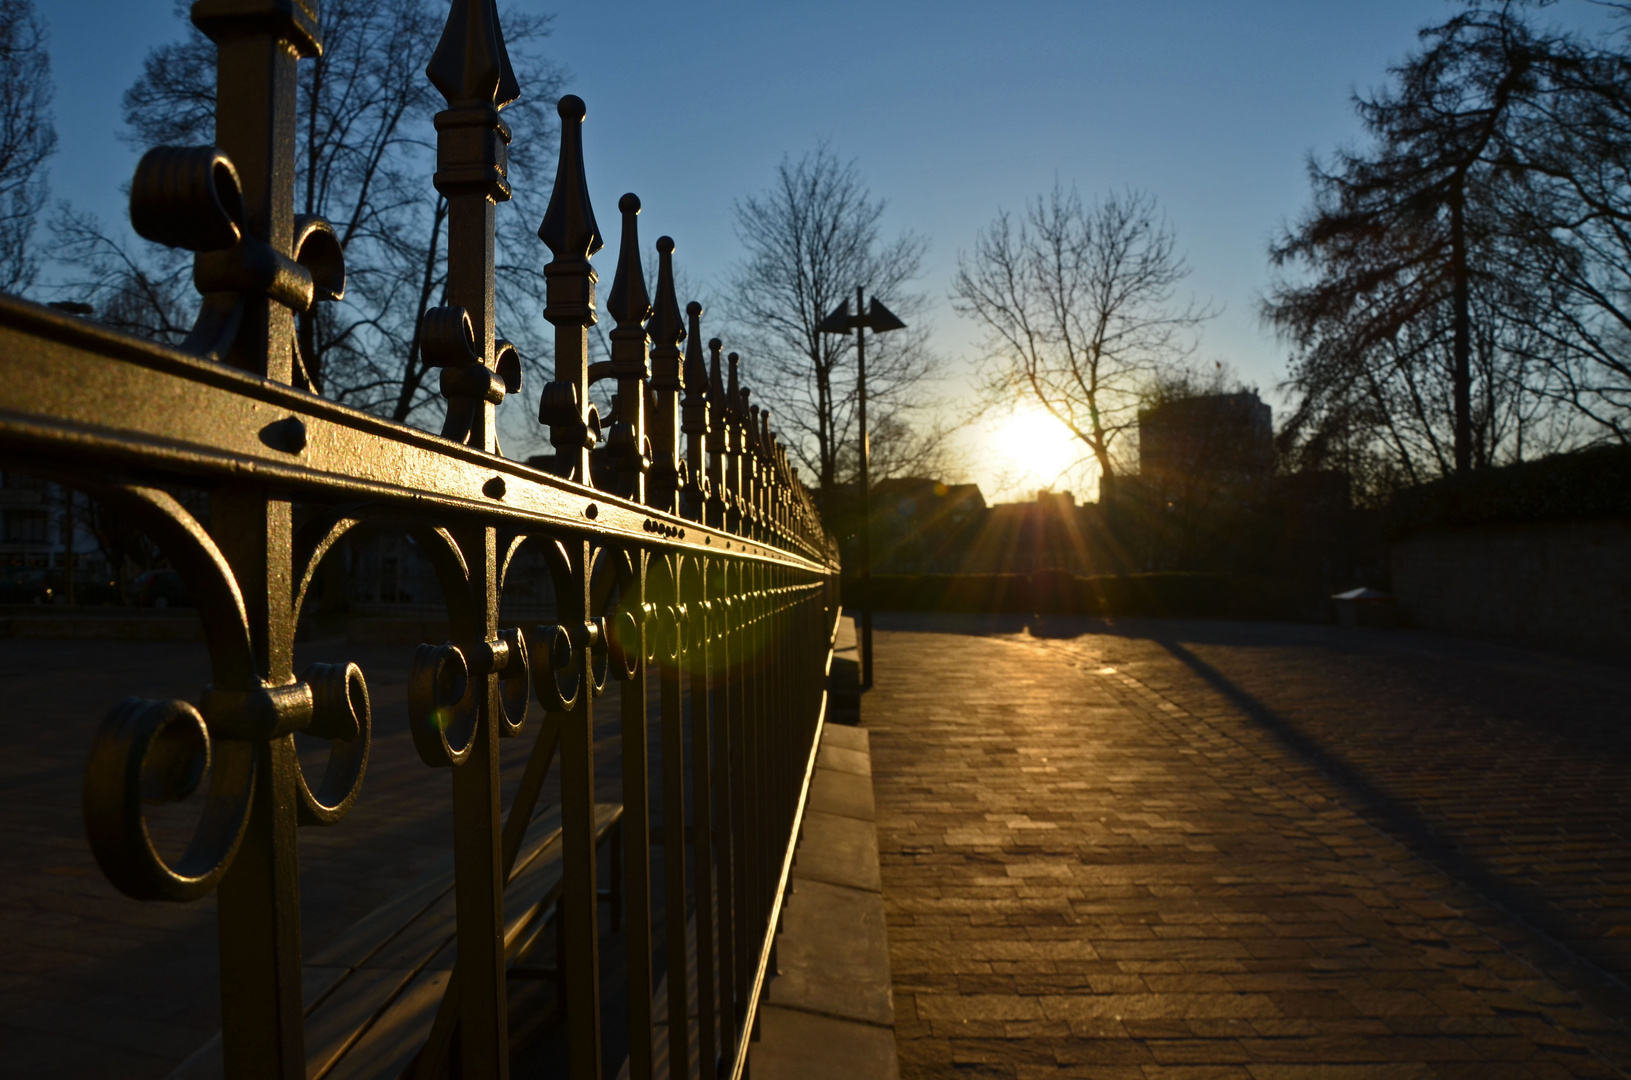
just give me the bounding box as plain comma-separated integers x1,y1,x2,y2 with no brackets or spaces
39,0,1616,500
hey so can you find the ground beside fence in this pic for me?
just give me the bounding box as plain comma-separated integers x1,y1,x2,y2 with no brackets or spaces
0,637,644,1078
865,613,1631,1078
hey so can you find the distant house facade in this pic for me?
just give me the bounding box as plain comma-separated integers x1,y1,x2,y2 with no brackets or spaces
840,476,986,574
1102,390,1280,573
0,471,110,592
1136,390,1274,507
959,490,1106,575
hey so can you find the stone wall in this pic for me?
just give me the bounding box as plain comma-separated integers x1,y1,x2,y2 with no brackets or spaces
1391,519,1631,652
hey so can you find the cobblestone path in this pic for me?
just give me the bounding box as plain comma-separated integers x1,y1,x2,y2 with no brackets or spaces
866,616,1631,1079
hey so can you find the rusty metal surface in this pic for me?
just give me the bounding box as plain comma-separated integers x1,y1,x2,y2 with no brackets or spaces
0,1,838,1077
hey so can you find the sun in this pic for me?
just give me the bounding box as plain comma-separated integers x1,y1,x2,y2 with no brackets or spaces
992,407,1082,488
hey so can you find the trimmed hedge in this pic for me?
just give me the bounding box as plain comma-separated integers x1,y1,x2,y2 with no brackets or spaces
1390,444,1631,537
843,571,1313,620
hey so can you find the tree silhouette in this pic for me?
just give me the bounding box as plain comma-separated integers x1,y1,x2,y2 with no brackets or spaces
724,144,944,504
952,185,1210,489
52,0,562,431
1266,4,1631,486
1491,3,1631,442
0,0,54,293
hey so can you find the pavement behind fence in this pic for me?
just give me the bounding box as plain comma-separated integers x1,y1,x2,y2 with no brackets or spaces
8,614,1631,1078
864,613,1631,1079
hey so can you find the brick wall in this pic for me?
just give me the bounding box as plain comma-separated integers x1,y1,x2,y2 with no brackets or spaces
1391,519,1631,651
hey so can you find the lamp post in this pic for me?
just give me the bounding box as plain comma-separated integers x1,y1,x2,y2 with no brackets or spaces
818,287,905,690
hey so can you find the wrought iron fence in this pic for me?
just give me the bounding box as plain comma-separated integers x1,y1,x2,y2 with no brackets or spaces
0,1,842,1077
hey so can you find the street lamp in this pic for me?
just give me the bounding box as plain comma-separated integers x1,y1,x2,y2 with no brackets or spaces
818,286,906,690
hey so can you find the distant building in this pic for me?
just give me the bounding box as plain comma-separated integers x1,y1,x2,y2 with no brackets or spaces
1098,391,1278,573
0,472,107,589
959,490,1104,575
855,476,986,574
1137,390,1273,501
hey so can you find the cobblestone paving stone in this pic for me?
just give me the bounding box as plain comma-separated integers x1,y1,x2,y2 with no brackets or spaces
865,615,1631,1079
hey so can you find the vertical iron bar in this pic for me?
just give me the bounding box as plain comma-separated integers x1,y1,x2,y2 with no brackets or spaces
621,554,655,1080
689,582,718,1077
659,567,691,1078
426,1,518,1063
744,573,765,1042
710,565,739,1058
451,526,508,1078
560,541,602,1080
604,186,657,1080
538,91,605,1080
727,573,752,1041
189,1,317,1074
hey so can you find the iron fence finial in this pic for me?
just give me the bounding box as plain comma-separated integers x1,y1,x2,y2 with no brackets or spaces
647,236,686,512
647,236,685,385
606,194,651,333
538,95,602,480
605,194,652,498
681,303,710,521
684,306,708,394
710,339,727,408
539,96,603,261
427,0,519,110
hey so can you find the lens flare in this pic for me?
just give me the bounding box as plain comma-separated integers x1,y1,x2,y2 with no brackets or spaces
992,408,1081,490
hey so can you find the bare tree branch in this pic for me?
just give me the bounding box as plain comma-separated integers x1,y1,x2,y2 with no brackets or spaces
723,144,947,508
952,185,1212,490
49,0,562,439
0,0,54,293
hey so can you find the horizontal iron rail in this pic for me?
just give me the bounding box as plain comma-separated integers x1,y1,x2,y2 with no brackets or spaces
7,2,847,1075
0,295,835,574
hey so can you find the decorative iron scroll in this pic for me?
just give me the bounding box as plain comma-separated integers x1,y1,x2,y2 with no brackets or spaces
0,0,839,1078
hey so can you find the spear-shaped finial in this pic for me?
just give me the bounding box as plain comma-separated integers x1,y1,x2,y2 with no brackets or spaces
684,305,708,393
727,352,741,415
647,236,685,511
681,303,710,521
744,396,761,528
538,96,603,262
538,94,602,481
646,236,685,388
605,193,651,497
606,194,650,337
710,339,726,409
427,0,519,109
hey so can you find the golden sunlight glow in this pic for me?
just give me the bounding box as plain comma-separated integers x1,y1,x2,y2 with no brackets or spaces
991,407,1083,492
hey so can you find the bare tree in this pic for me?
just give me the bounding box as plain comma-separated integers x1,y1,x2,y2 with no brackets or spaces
0,0,54,293
724,144,944,504
952,185,1211,488
50,0,562,432
1267,3,1631,488
1264,7,1543,480
1490,1,1631,443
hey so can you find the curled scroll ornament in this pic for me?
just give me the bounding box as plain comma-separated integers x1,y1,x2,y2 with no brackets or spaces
499,532,609,716
129,146,345,383
293,508,484,771
80,485,363,901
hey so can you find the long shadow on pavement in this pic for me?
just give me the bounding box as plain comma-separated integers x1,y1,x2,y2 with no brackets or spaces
1144,631,1631,1025
868,611,1631,1026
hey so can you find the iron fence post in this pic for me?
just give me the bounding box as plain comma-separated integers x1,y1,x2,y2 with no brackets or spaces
7,6,845,1076
191,0,320,1074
